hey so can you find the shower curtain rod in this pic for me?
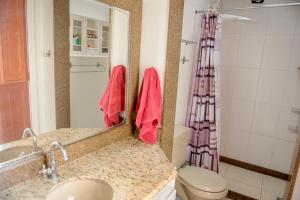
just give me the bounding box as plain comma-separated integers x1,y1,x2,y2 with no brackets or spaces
195,2,300,14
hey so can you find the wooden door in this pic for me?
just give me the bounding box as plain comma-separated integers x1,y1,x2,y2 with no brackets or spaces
0,0,30,144
285,117,300,199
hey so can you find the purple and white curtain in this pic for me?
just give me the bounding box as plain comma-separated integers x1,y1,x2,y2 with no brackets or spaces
186,12,221,172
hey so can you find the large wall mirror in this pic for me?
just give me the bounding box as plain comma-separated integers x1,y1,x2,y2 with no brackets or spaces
0,0,131,167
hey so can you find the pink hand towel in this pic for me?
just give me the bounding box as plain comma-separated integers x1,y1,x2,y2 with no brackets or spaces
136,67,162,144
99,65,126,128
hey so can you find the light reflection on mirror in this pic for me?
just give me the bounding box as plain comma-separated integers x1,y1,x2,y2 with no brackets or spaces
0,0,130,166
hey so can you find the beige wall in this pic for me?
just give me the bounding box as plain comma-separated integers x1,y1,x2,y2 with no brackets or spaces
110,7,130,68
27,0,56,134
139,0,169,91
175,0,210,125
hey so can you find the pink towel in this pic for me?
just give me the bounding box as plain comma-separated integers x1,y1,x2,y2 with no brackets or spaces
99,65,126,128
136,67,162,144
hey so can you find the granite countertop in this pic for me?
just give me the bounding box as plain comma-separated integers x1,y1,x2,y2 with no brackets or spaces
0,137,176,200
0,128,104,151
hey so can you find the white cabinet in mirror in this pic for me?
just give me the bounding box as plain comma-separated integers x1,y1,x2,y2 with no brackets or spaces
0,0,131,167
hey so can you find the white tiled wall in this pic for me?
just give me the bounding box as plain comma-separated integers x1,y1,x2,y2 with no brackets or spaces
220,0,300,173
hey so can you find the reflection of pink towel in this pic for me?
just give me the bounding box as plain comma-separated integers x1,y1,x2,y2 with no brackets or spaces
99,65,126,128
136,67,162,144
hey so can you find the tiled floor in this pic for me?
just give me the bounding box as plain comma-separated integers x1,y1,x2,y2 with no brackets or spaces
220,162,288,200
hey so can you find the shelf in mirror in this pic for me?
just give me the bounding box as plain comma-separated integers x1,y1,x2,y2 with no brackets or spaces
87,28,98,31
71,55,108,58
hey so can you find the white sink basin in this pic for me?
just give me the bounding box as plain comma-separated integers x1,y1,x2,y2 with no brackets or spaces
0,145,42,163
46,179,113,200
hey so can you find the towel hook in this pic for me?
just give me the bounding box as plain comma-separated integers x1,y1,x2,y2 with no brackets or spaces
180,56,189,64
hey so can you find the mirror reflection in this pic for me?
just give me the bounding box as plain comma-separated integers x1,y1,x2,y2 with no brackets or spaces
70,0,130,128
0,0,130,166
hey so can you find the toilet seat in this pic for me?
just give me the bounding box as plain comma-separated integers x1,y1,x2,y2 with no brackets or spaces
178,166,227,193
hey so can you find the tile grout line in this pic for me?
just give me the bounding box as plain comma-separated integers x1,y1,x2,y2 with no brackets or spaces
222,162,289,199
260,174,264,200
223,163,262,199
226,178,262,199
222,162,269,199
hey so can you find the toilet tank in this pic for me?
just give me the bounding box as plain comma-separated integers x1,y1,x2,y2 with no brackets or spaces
172,125,190,169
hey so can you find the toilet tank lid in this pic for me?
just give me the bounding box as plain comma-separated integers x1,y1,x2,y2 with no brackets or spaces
178,166,227,193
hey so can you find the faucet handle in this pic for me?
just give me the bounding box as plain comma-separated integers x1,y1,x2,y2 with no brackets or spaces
39,165,49,177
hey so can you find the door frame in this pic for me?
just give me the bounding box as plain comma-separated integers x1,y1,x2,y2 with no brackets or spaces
286,117,300,199
26,0,56,134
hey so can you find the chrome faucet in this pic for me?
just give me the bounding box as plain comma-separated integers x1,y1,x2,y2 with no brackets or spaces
22,128,37,152
39,141,68,180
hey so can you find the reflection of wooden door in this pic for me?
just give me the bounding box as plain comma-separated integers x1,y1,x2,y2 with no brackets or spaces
0,0,30,143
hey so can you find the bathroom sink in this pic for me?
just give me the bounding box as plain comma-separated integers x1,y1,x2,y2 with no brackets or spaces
46,179,113,200
0,145,42,163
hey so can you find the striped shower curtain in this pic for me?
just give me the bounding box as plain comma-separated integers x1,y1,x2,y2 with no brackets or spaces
186,12,221,172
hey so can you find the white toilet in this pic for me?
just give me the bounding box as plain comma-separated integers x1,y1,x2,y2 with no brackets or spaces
172,125,228,200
